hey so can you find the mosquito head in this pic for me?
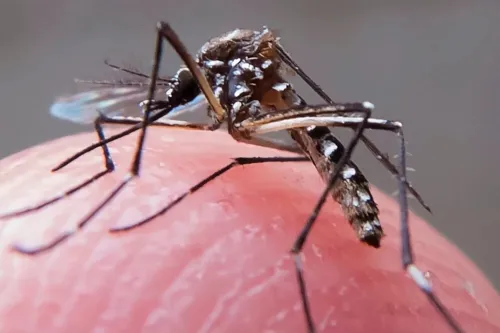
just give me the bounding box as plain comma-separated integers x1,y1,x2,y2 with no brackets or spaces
167,67,200,104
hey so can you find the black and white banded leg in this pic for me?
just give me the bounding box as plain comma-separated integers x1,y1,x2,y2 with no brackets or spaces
0,116,114,220
9,22,224,254
109,155,309,232
7,22,304,255
0,114,216,222
275,42,431,213
237,107,464,333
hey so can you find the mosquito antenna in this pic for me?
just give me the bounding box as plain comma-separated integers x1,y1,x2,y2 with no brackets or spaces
74,78,172,87
104,59,172,83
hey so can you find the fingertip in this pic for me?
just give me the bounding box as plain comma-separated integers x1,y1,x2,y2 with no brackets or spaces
0,128,497,333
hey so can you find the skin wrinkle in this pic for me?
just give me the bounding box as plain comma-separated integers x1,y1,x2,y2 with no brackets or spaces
232,256,294,328
48,200,119,329
144,223,291,331
53,231,111,329
244,266,289,298
1,256,21,330
9,142,123,330
146,229,244,325
101,219,208,327
82,239,130,328
198,280,243,333
318,306,336,331
266,309,289,326
31,227,64,331
99,242,151,328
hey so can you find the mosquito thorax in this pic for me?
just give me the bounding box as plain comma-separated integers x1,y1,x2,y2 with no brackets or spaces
197,28,273,65
196,27,294,123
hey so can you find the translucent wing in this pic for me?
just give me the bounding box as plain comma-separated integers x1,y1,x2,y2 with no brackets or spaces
50,86,153,124
50,86,208,125
168,93,208,116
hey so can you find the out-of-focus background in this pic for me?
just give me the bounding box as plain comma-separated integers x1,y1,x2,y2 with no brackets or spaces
0,0,499,288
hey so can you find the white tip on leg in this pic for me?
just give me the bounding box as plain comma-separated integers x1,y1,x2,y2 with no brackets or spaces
362,101,375,110
407,264,433,293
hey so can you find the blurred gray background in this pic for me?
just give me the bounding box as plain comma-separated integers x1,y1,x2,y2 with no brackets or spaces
0,0,499,288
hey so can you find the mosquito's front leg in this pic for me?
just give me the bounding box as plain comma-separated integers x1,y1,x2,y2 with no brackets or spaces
2,110,210,220
9,118,219,255
10,21,227,255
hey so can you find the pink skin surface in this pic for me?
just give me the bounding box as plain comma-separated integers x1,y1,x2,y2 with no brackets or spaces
0,128,498,333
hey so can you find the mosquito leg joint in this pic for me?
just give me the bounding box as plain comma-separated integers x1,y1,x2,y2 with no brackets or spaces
407,264,433,293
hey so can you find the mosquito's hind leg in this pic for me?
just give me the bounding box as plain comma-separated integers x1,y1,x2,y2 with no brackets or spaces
394,131,464,333
275,42,431,213
290,107,371,333
0,116,115,220
237,104,465,333
228,98,373,332
109,156,309,232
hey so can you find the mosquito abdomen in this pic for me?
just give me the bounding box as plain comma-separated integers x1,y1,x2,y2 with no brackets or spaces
336,161,383,247
290,126,383,247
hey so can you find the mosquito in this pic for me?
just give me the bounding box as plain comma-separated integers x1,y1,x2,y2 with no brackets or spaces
0,22,465,333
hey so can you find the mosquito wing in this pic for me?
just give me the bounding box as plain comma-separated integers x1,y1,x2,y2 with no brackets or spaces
50,86,208,125
50,86,154,124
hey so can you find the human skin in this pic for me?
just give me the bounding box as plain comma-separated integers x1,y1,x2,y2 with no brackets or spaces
0,128,498,333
